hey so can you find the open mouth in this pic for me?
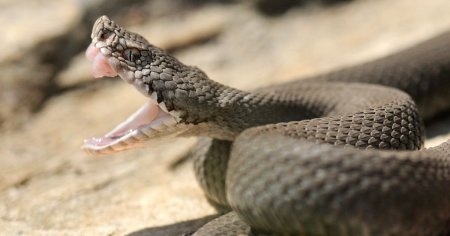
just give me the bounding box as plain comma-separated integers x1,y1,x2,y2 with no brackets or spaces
82,43,181,155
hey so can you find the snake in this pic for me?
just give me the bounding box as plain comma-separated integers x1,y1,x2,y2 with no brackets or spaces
82,16,450,235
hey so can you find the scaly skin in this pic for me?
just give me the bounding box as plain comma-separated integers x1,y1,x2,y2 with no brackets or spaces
83,16,450,235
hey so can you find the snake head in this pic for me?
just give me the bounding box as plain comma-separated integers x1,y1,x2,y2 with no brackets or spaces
82,16,225,155
86,15,151,82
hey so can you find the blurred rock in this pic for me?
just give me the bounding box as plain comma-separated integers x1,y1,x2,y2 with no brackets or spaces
0,0,82,129
251,0,353,16
0,59,53,129
0,1,81,63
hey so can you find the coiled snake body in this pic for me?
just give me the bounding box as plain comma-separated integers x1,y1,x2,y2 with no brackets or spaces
83,16,450,235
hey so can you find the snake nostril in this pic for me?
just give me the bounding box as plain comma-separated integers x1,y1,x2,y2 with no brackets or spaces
98,30,112,41
100,32,108,41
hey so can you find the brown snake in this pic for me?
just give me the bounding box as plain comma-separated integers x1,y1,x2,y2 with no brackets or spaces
82,16,450,235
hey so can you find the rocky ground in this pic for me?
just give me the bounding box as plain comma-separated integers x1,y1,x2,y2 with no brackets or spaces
1,0,450,235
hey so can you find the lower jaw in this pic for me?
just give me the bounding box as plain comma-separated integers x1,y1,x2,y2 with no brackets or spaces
82,98,182,154
82,122,194,155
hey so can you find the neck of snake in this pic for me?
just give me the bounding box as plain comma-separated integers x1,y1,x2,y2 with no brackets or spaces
148,64,317,141
162,66,320,141
201,84,316,140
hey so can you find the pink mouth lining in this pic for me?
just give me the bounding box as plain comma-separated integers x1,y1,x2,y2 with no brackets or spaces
86,43,118,78
83,100,160,148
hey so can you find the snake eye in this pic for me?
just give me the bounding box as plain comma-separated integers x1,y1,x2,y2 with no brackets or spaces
123,48,140,61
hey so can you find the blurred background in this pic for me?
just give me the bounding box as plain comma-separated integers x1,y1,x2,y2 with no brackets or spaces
1,0,450,235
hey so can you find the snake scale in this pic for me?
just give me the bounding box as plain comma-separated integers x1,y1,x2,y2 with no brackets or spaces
82,16,450,235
